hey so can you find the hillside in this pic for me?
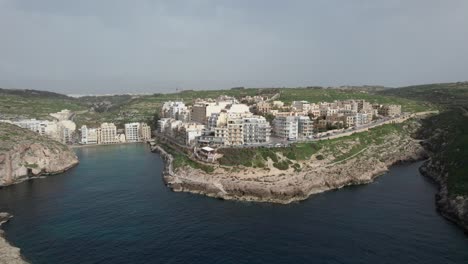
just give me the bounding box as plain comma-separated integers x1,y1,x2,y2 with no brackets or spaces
381,82,468,232
0,88,86,120
0,86,433,128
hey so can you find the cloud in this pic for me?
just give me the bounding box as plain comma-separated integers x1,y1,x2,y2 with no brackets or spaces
0,0,467,94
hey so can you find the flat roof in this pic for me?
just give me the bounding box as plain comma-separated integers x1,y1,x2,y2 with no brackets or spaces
201,146,215,152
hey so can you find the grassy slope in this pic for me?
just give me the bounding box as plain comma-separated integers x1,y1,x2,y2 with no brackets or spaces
0,89,86,120
217,121,414,171
280,87,434,112
0,86,429,127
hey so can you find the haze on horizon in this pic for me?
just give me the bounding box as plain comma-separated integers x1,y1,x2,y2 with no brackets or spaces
0,0,467,95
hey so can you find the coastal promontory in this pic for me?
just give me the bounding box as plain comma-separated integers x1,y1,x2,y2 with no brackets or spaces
0,122,79,186
155,119,427,204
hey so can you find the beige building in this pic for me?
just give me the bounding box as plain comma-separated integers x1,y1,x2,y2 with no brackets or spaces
255,102,271,114
378,105,402,116
191,102,224,124
99,123,118,144
140,123,152,141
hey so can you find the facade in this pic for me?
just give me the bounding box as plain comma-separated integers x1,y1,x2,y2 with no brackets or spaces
99,123,118,144
378,105,402,116
191,102,223,124
291,101,311,112
140,123,152,141
80,125,99,145
242,116,271,145
125,123,140,142
255,102,271,114
273,116,298,140
161,101,191,122
297,116,314,138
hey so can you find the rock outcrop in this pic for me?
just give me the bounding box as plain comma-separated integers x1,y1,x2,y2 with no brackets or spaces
420,158,468,234
0,123,79,187
154,122,427,204
0,213,29,264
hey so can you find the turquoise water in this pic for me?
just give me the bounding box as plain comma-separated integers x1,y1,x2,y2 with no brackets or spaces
0,144,467,263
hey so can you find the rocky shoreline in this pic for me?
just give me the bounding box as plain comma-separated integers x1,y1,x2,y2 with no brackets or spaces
419,159,468,234
152,133,427,204
0,213,29,264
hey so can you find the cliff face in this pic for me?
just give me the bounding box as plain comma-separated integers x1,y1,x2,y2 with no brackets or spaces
0,123,79,186
416,110,468,234
420,160,468,234
154,121,427,204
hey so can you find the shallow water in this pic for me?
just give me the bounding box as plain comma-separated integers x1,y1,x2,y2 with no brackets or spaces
1,144,467,264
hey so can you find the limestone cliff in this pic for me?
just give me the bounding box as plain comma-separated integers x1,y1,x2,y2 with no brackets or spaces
0,213,29,264
0,122,79,186
154,120,427,204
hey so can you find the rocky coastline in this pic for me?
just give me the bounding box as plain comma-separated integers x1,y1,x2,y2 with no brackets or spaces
419,159,468,234
152,128,427,204
0,123,79,187
0,123,79,262
0,213,29,264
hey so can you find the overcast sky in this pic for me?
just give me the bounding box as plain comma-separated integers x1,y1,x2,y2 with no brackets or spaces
0,0,467,94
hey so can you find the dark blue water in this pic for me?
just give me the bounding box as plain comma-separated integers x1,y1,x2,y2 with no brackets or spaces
1,144,467,264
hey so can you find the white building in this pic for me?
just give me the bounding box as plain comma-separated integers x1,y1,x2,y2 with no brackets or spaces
80,125,99,145
273,116,299,140
125,122,151,142
291,101,311,112
161,101,191,122
125,123,140,142
242,116,271,145
214,115,271,146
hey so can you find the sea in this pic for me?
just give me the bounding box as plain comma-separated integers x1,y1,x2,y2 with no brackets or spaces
1,144,467,264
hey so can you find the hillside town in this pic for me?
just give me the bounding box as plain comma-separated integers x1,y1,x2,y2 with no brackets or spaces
157,96,402,149
0,109,152,145
0,95,402,153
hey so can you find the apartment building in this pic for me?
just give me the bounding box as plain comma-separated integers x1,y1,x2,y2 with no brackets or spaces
173,123,205,146
125,123,140,142
99,123,118,144
242,116,271,145
297,116,314,138
255,102,271,114
273,116,299,140
80,125,99,145
124,122,151,142
191,102,224,124
140,123,152,141
161,101,191,122
291,101,311,112
378,105,402,116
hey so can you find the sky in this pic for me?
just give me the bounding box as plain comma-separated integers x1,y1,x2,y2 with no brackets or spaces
0,0,467,94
